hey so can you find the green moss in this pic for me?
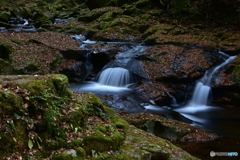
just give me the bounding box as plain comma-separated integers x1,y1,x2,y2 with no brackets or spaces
0,90,24,114
45,139,68,151
0,58,15,75
34,16,53,28
51,74,70,96
24,62,40,72
0,120,28,157
11,39,27,45
22,79,48,95
69,104,86,129
0,12,11,22
0,21,12,28
0,132,15,156
68,140,83,148
112,118,129,130
76,147,86,160
0,41,13,60
52,153,74,160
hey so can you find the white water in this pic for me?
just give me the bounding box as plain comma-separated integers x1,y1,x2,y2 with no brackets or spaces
175,54,236,117
98,67,132,87
189,55,236,107
69,81,132,95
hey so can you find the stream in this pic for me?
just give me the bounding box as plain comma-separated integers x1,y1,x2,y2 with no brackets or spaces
68,36,240,159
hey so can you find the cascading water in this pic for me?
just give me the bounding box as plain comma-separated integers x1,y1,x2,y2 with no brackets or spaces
174,53,236,126
69,38,149,98
187,55,236,107
97,67,132,87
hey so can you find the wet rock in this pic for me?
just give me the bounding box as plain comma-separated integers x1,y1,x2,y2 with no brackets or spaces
0,12,11,23
211,54,240,106
118,111,218,142
0,41,13,60
138,45,218,104
60,62,92,82
60,49,89,61
85,0,129,10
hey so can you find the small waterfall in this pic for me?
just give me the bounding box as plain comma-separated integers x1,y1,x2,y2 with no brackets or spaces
97,67,133,87
188,55,236,106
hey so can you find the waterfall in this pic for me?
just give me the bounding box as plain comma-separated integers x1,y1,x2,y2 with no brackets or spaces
188,55,236,106
97,67,133,87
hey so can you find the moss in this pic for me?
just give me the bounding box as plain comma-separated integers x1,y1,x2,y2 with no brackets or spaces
68,104,87,129
45,139,68,151
22,79,48,95
51,74,70,96
0,41,13,60
41,24,62,31
10,7,32,18
76,147,86,160
0,21,12,28
34,16,53,28
11,39,27,45
120,125,199,160
82,116,126,155
68,140,83,148
24,62,40,72
0,58,16,75
112,118,129,130
0,12,11,22
0,132,15,157
0,120,28,157
135,0,151,9
82,131,124,155
0,90,25,114
52,153,74,160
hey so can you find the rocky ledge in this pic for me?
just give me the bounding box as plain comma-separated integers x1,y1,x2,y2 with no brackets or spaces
0,74,199,159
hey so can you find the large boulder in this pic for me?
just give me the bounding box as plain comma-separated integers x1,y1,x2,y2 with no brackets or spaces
138,45,221,104
0,74,198,159
85,0,134,10
212,54,240,106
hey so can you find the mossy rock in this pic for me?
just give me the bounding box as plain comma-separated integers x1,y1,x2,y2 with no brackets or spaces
0,12,11,23
135,0,151,9
119,125,199,160
10,7,33,18
33,13,54,28
78,9,107,22
0,41,13,60
52,153,74,160
0,21,11,28
82,126,125,154
0,90,25,114
41,24,62,31
0,58,22,75
0,120,28,156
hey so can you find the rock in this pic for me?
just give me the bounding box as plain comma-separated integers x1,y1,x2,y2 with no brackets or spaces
85,0,129,10
0,74,199,159
211,54,240,106
0,12,11,23
0,41,13,60
118,111,218,142
10,7,33,19
138,45,219,104
0,21,12,28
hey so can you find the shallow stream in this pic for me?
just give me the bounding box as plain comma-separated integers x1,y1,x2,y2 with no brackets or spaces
68,37,240,159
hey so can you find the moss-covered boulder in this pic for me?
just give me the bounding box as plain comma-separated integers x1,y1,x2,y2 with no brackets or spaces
121,125,200,160
0,41,13,60
0,74,198,159
85,0,130,10
0,12,11,23
118,111,218,142
10,7,33,18
212,54,240,106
